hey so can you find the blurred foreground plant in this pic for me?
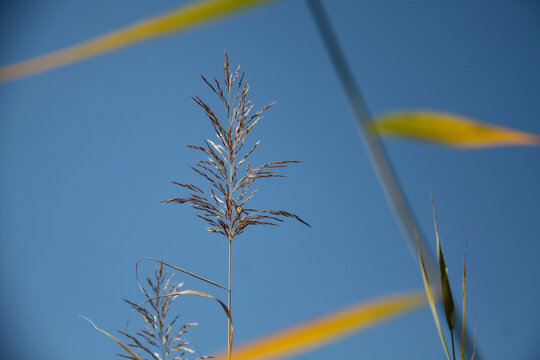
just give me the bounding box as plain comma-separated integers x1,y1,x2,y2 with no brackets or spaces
416,196,477,360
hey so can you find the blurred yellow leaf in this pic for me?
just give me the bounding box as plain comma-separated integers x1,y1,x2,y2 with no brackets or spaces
373,110,540,147
0,0,278,83
213,290,426,360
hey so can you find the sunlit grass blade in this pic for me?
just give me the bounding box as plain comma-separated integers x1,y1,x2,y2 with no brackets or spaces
211,290,426,360
136,256,228,290
80,315,144,360
0,0,278,83
417,233,451,360
372,110,540,147
178,288,235,355
431,195,456,360
169,289,233,325
171,289,235,353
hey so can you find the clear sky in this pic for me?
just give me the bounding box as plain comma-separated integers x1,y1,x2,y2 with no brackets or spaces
1,1,539,359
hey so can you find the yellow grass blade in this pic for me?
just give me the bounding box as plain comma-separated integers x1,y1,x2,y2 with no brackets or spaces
80,315,144,360
0,0,278,83
172,289,233,323
373,110,540,147
417,234,451,360
211,290,426,360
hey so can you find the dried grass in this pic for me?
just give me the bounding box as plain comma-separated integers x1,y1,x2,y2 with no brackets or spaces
119,261,211,360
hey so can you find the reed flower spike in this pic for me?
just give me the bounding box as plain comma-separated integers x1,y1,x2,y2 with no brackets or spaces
160,52,309,238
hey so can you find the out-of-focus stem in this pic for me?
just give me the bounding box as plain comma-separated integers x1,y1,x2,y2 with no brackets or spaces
306,1,480,359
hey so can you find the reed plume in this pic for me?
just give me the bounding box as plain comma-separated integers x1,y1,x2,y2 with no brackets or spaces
160,52,309,236
160,52,309,359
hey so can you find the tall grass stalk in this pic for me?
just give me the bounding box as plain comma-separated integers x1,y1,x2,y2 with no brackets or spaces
160,52,309,358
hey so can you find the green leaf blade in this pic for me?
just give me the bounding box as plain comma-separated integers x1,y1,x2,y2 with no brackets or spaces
417,233,451,360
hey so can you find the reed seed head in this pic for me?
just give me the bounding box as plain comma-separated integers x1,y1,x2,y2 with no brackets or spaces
160,52,309,240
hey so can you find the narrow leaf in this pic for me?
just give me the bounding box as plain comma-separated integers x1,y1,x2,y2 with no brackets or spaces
212,290,426,360
0,0,279,83
136,257,228,291
417,234,451,360
80,315,144,360
373,110,540,147
171,290,232,325
431,195,456,360
461,236,470,360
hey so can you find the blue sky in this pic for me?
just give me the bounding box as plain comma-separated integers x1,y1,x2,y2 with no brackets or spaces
1,0,539,359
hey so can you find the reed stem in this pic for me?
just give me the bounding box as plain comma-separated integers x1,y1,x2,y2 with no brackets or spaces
227,237,232,360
